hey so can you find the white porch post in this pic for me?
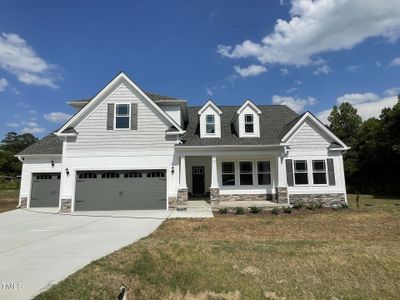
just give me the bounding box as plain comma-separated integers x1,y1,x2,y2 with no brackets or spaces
179,155,187,189
211,155,218,188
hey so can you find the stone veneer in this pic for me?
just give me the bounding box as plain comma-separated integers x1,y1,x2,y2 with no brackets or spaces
177,188,188,206
289,193,346,207
60,198,72,213
20,197,27,208
275,187,288,204
209,187,274,204
168,196,177,210
209,188,220,204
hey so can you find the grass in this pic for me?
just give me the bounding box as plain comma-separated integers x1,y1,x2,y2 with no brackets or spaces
0,189,19,213
36,194,400,300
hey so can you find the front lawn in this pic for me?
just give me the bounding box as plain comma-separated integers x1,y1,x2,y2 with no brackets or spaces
0,189,19,213
36,195,400,299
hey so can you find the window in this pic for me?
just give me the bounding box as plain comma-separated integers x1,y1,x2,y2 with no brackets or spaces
206,114,215,134
101,172,120,179
312,160,327,184
294,160,308,185
244,114,254,133
35,174,52,180
124,171,142,178
147,171,165,178
222,162,235,186
257,161,271,185
115,104,130,129
240,161,253,185
78,173,97,179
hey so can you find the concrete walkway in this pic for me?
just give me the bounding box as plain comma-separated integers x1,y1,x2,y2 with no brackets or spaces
0,209,166,300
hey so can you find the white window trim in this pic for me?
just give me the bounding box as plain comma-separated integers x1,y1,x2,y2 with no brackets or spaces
292,158,329,187
239,161,254,186
114,103,131,130
221,161,236,186
244,114,254,133
257,161,271,186
219,159,273,188
205,114,216,134
312,159,328,186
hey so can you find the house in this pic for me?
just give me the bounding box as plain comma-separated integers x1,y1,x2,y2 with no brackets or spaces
17,72,349,212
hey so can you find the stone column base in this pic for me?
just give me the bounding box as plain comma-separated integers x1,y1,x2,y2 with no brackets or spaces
168,196,177,210
60,198,72,213
210,187,220,204
276,187,288,204
177,188,188,206
20,197,27,208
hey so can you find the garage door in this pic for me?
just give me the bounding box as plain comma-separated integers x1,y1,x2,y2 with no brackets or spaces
30,173,61,207
75,170,166,211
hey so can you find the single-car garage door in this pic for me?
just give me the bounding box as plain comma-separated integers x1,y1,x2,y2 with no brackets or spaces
75,170,166,211
30,173,61,207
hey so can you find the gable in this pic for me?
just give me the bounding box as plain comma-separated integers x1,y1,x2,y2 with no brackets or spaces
66,82,178,154
199,104,221,138
287,119,333,151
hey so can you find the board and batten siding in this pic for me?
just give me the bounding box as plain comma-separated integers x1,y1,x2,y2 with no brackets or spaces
67,82,176,154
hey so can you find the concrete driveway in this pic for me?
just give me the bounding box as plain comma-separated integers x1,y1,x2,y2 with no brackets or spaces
0,209,168,300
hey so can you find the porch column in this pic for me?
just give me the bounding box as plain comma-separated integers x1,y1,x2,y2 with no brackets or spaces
179,156,187,189
177,156,188,207
210,155,220,204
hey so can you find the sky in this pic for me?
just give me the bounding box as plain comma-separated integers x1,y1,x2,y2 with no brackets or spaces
0,0,400,138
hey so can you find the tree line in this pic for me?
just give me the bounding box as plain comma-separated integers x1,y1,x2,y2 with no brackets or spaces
328,96,400,196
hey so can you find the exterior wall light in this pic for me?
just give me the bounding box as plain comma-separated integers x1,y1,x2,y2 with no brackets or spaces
171,166,175,174
65,168,70,176
51,160,55,167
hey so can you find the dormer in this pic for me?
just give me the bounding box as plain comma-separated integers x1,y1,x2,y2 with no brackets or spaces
233,100,261,138
198,100,222,138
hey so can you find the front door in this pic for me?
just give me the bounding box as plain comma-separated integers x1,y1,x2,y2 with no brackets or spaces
192,166,205,196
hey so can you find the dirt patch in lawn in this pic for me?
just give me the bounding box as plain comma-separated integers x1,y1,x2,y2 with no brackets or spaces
0,189,18,213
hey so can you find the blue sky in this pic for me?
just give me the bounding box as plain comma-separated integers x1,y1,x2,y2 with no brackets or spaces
0,0,400,138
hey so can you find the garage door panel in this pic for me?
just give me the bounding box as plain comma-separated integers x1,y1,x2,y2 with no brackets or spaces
30,173,61,207
75,170,166,211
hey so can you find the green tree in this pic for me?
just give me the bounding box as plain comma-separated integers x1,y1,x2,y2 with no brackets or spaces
328,102,362,147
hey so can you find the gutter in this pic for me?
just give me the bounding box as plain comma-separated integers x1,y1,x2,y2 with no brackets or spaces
175,144,286,149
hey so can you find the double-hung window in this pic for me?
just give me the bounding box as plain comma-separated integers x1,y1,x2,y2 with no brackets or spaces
257,161,271,185
294,160,308,185
312,160,327,184
240,161,253,185
206,115,215,134
222,162,235,186
244,114,254,133
115,104,130,129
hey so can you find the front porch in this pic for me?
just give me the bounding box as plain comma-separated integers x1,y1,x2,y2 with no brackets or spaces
175,152,289,207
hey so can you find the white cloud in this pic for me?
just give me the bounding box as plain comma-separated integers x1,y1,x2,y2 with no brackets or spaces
317,90,399,123
21,126,45,134
376,61,382,67
43,112,71,123
0,78,8,91
280,68,289,76
234,64,267,78
272,95,317,113
0,32,61,88
28,109,38,115
346,65,362,72
313,65,331,75
217,0,400,66
383,87,400,97
294,80,302,85
389,57,400,66
205,87,213,96
336,92,380,105
5,122,19,128
286,87,297,93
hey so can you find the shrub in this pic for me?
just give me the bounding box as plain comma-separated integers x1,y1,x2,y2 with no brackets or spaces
341,203,349,209
292,202,303,210
271,208,280,215
235,207,245,215
283,206,292,214
306,204,316,210
219,207,228,214
250,206,261,214
315,203,323,209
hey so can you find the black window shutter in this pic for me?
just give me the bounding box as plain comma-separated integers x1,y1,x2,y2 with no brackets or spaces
107,103,114,130
131,103,138,130
327,158,336,186
286,159,294,186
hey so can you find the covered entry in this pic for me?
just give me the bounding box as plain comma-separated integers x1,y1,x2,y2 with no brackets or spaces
75,170,167,211
30,173,61,207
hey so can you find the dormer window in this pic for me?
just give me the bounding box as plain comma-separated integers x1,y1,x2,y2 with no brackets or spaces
244,114,254,133
115,104,130,129
206,115,215,133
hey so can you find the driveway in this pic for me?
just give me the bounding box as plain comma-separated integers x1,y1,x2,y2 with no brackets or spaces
0,209,168,300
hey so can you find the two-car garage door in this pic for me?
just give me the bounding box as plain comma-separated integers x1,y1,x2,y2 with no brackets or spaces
75,170,167,211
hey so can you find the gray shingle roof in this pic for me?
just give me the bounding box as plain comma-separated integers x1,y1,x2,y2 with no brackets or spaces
69,92,180,104
17,133,62,155
179,105,298,146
